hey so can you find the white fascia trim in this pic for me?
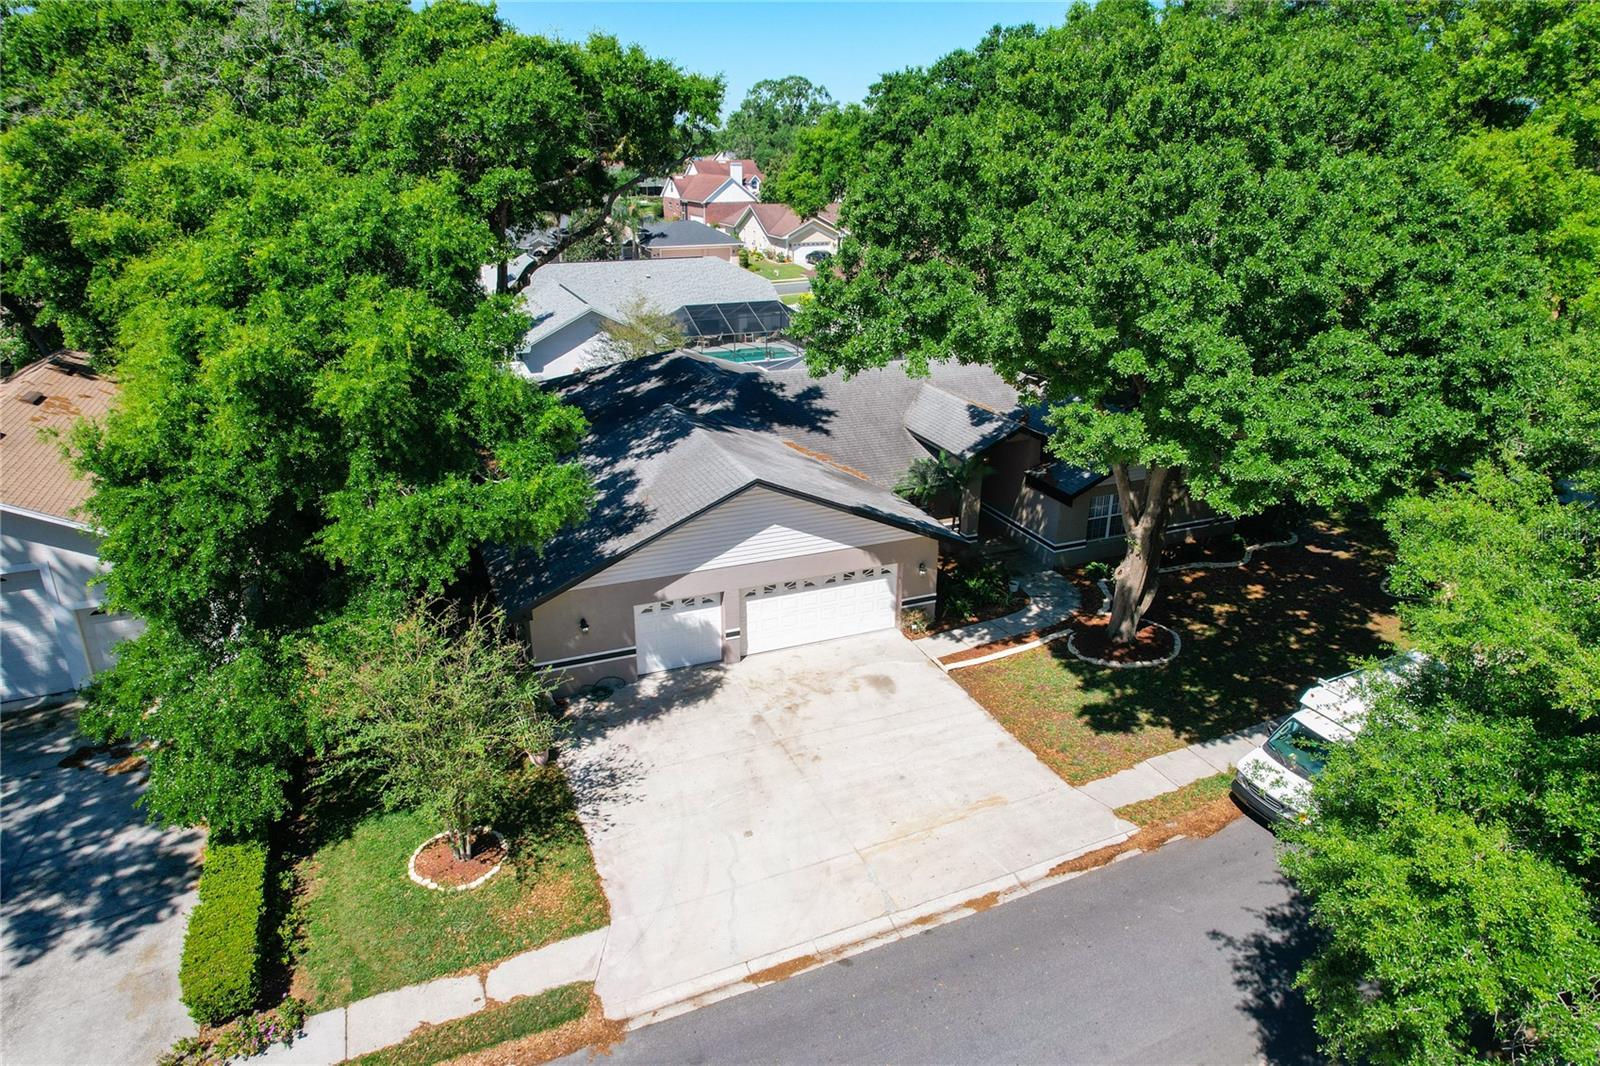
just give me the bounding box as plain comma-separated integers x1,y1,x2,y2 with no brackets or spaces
0,502,97,533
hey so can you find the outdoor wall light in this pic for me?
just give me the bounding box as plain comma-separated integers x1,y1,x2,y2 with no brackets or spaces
578,617,590,634
918,561,928,576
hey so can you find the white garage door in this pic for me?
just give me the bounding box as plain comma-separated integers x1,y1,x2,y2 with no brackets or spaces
77,607,144,675
1,569,73,703
743,566,897,656
635,594,724,675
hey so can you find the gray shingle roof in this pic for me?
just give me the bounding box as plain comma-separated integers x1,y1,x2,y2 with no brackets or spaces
485,352,1046,613
903,385,1022,458
637,220,740,249
1028,461,1108,501
519,259,780,350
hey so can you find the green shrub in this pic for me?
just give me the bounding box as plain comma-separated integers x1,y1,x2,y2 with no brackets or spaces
1083,560,1112,581
939,557,1013,622
180,838,269,1025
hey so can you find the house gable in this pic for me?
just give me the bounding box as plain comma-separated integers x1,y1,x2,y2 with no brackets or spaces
573,485,930,590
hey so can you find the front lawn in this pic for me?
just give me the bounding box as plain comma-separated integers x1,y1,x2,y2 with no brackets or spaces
290,767,607,1011
745,259,808,281
956,521,1401,784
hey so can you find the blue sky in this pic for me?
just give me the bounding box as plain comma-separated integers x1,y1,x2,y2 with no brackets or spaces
497,2,1073,114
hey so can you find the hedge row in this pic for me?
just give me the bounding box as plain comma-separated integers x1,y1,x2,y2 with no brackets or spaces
179,838,269,1025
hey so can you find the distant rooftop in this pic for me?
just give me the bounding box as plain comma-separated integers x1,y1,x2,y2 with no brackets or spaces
636,219,740,250
519,258,783,349
1,352,117,523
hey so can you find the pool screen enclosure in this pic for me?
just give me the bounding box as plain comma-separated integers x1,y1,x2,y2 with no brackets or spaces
673,300,792,344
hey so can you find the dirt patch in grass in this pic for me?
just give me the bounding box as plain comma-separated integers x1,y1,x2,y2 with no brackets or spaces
349,984,600,1066
1116,773,1235,827
955,520,1399,784
446,994,626,1066
1067,615,1176,664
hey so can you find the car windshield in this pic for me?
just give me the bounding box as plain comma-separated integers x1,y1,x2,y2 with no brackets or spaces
1265,718,1334,779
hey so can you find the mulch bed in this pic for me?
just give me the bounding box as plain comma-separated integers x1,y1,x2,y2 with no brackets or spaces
1161,535,1248,569
1067,614,1177,665
413,832,507,889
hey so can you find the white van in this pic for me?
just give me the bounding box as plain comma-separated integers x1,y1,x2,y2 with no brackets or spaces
1231,652,1427,824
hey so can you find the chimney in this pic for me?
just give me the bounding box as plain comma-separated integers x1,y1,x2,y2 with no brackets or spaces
730,161,744,185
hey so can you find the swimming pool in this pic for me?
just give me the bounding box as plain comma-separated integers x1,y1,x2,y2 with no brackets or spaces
708,346,792,364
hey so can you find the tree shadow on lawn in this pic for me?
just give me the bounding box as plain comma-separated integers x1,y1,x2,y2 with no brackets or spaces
1047,521,1401,743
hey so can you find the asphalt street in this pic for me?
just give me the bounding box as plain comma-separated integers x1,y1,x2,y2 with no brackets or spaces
560,817,1322,1065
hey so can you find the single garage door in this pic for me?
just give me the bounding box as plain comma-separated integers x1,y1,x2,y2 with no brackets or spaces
635,594,724,675
743,566,897,656
77,607,145,675
1,569,74,703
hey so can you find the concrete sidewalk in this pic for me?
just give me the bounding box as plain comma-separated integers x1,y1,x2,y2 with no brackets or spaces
913,570,1082,659
1078,723,1274,809
253,927,611,1065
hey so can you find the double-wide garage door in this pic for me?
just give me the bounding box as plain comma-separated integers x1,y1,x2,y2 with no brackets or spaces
631,567,900,676
744,566,897,655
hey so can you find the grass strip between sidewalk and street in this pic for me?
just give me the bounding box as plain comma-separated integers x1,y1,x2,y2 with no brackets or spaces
1114,772,1235,827
347,982,591,1066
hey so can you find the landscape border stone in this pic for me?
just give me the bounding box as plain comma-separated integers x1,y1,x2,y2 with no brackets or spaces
407,828,506,892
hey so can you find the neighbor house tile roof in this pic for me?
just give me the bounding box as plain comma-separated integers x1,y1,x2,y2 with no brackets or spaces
636,219,740,250
668,173,737,203
1,352,117,523
689,157,762,179
485,351,1042,612
702,203,749,227
734,203,844,239
519,258,781,349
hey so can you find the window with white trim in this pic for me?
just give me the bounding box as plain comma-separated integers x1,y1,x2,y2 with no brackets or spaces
1086,493,1125,541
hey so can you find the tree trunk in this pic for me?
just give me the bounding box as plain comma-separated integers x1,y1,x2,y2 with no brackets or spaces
1107,463,1181,643
450,802,473,862
492,200,511,295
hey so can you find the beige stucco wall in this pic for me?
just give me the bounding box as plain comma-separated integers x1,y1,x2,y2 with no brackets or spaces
645,244,737,262
524,535,940,692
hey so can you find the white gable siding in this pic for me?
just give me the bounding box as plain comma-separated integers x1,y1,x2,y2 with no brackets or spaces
520,312,606,378
705,181,758,206
737,214,773,254
574,487,912,589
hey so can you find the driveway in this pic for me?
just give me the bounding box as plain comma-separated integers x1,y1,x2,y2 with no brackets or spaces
563,631,1134,1018
1,703,203,1065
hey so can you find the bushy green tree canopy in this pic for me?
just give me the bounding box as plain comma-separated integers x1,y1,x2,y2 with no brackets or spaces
795,0,1545,640
719,75,835,172
1285,463,1600,1064
2,0,718,833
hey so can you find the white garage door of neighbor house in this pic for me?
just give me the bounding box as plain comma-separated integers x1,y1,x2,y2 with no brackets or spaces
635,594,724,675
1,569,73,703
743,566,898,656
78,607,145,675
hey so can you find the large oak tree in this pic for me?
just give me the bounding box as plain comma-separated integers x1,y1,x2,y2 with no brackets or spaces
794,0,1546,641
0,0,718,833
